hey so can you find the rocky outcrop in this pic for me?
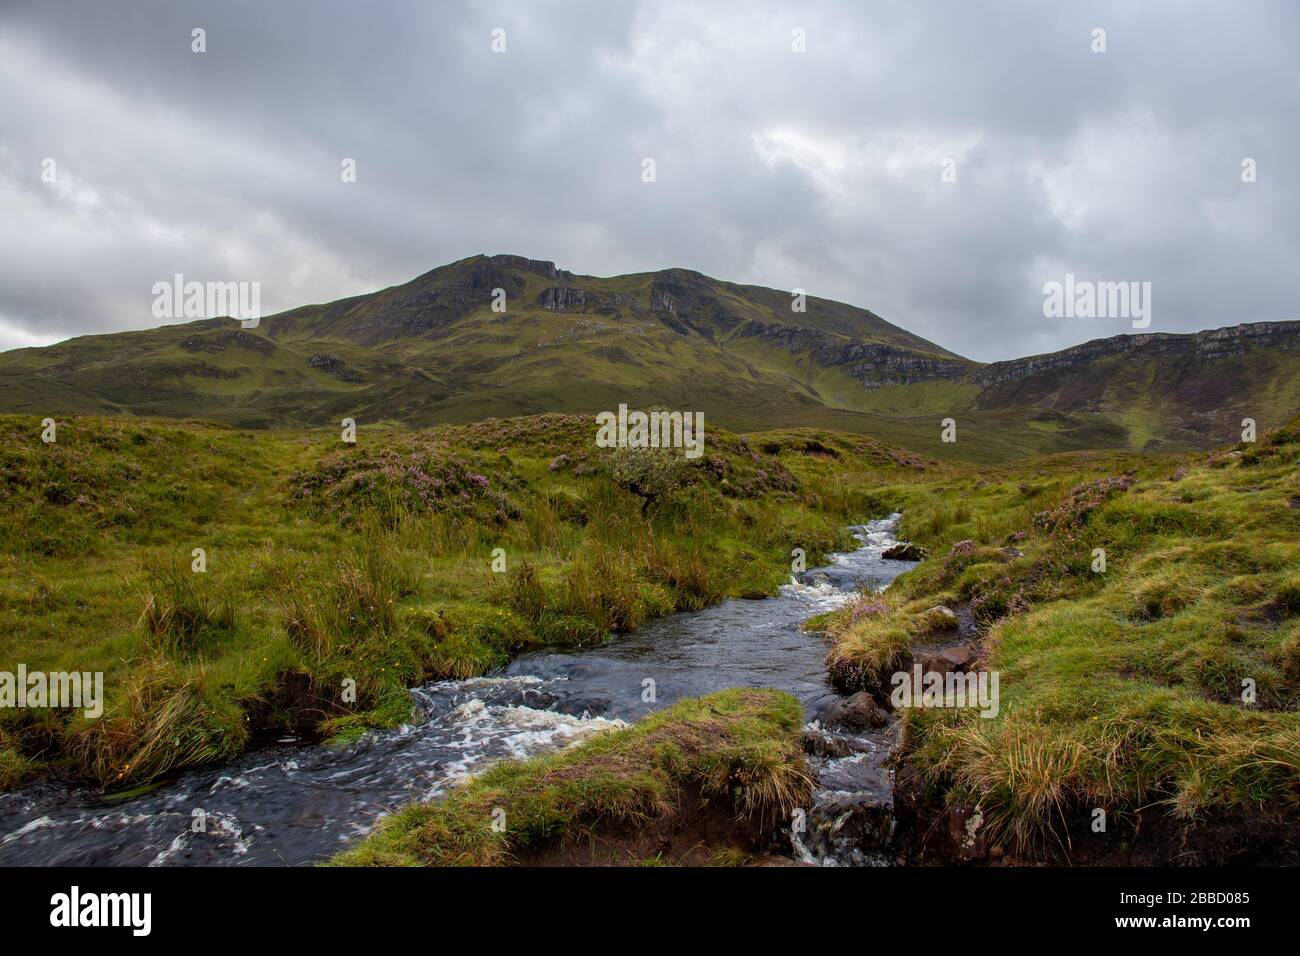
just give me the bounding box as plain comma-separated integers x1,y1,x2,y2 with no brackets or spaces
537,287,640,315
486,255,571,281
307,354,362,381
971,321,1300,387
645,273,754,341
735,320,970,387
649,288,677,313
178,328,275,355
813,691,890,732
308,353,345,371
833,343,970,388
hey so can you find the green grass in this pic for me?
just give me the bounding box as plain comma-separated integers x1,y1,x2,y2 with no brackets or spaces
4,402,1297,861
0,412,919,791
822,418,1300,852
329,688,809,866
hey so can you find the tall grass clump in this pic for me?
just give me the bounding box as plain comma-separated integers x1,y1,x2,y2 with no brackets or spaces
138,562,236,656
558,543,660,633
276,522,425,716
73,663,247,788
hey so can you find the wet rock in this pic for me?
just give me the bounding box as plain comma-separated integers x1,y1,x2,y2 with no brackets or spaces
803,730,851,759
802,727,873,760
917,652,951,674
892,761,996,864
795,790,895,865
814,692,889,732
883,542,928,561
918,643,976,674
940,643,976,668
947,803,991,863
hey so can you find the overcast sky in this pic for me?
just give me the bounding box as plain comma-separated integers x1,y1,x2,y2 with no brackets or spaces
1,1,1297,361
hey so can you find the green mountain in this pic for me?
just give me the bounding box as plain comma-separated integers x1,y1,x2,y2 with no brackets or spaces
1,254,1296,460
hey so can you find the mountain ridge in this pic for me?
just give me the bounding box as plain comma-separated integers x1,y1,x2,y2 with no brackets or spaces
0,253,1295,461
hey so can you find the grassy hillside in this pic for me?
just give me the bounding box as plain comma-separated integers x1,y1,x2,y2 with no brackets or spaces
2,255,1292,461
0,255,964,437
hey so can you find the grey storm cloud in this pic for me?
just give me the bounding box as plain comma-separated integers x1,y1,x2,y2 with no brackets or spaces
0,0,1297,359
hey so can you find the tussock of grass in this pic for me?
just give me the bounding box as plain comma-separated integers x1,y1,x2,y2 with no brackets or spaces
330,688,809,866
827,619,912,693
72,663,248,787
0,743,34,790
139,563,236,656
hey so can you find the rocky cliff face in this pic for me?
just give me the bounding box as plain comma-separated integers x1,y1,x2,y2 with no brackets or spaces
972,322,1300,387
179,328,276,355
649,288,677,313
832,343,970,388
485,255,570,281
645,273,758,343
537,286,641,315
737,321,971,387
303,258,538,344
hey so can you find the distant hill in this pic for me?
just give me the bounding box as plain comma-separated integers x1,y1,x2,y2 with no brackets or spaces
1,254,1295,460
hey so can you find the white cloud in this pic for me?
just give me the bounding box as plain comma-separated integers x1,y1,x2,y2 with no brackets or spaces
0,0,1296,361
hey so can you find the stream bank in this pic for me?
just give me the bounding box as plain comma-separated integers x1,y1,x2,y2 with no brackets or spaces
0,517,918,867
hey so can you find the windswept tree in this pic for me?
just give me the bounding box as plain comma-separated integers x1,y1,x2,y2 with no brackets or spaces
606,447,692,515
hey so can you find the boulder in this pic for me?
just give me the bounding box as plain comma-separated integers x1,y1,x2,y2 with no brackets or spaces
814,691,889,732
939,643,977,669
883,542,929,561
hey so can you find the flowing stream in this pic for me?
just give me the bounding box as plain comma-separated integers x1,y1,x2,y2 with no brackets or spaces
0,516,915,867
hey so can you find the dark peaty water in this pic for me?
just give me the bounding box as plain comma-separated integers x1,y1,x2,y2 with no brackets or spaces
0,516,913,867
